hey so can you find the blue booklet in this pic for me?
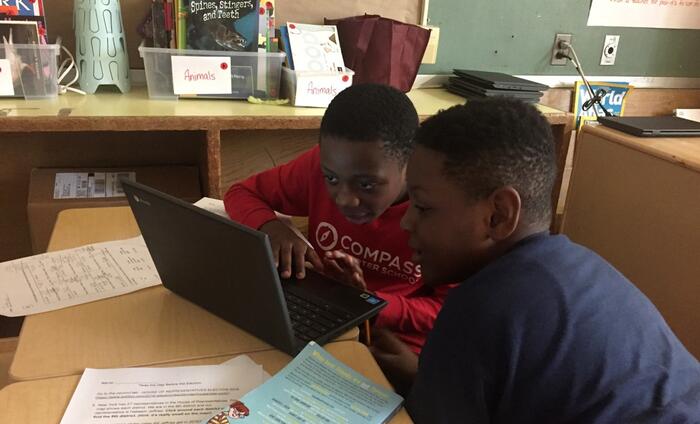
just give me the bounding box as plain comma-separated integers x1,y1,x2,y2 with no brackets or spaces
279,24,294,70
202,342,403,423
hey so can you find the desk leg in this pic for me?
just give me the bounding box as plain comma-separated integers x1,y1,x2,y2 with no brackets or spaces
205,129,222,198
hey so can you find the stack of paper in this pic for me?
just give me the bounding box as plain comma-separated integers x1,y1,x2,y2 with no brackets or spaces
60,355,270,424
202,342,404,424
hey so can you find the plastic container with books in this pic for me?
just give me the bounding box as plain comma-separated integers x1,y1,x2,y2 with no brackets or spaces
281,66,354,108
138,42,286,100
0,43,61,99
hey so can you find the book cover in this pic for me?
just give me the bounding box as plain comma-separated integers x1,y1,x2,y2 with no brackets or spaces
256,0,273,51
278,24,293,69
148,1,165,47
201,342,403,424
286,22,345,72
164,0,176,48
176,0,186,48
186,0,259,51
0,0,43,17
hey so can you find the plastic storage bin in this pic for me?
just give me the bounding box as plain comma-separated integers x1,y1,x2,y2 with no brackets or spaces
281,66,354,108
139,43,286,100
0,43,60,99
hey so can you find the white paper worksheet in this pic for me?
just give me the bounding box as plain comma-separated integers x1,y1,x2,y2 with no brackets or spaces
193,197,229,218
0,236,161,317
60,356,266,424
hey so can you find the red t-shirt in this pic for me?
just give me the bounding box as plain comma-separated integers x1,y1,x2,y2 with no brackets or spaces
224,146,450,353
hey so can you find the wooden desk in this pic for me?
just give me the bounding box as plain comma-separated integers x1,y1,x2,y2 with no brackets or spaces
561,124,700,358
0,87,572,261
10,207,358,381
1,341,412,423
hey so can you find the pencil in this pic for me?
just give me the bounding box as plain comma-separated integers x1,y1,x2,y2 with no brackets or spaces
364,320,371,345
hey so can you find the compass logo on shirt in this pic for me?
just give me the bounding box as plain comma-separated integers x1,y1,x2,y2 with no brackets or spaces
315,222,338,251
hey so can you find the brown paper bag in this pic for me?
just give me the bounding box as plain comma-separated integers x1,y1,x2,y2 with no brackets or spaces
326,14,430,92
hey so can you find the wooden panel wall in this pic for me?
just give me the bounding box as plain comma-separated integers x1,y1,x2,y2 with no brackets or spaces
220,129,319,190
0,131,207,263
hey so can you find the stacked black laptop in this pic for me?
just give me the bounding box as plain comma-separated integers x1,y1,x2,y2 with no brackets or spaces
447,69,549,103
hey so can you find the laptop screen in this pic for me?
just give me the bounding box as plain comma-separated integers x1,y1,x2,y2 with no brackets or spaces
120,179,386,355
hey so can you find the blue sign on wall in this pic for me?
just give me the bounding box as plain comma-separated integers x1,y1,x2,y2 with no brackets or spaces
574,81,632,129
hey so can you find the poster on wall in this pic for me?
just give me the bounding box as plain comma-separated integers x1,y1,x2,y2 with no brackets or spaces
587,0,700,29
573,81,632,130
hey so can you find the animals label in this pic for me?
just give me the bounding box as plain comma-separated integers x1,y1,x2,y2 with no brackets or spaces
171,55,232,95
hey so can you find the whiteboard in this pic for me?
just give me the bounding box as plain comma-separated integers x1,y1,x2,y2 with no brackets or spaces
588,0,700,30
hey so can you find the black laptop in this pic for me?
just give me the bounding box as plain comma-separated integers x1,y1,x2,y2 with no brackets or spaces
447,78,543,103
453,69,549,92
121,179,386,355
597,116,700,137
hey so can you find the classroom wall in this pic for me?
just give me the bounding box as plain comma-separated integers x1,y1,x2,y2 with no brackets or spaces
421,0,700,77
43,0,700,77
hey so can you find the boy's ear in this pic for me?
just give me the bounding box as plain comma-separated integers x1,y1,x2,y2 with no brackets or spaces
487,186,521,241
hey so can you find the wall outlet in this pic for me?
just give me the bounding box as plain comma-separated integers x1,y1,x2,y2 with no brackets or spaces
551,33,572,66
421,26,440,64
600,35,620,66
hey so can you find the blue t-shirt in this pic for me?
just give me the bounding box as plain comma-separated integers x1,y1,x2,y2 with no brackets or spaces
407,233,700,423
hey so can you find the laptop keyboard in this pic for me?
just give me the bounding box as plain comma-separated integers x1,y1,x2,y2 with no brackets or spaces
283,290,355,342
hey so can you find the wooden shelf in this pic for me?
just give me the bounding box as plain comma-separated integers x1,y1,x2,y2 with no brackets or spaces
0,87,571,129
0,87,573,262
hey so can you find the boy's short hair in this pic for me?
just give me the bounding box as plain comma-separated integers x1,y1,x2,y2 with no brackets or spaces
416,98,556,226
320,83,419,163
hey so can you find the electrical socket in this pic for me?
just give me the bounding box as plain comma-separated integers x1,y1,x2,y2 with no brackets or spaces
600,35,620,66
550,33,572,66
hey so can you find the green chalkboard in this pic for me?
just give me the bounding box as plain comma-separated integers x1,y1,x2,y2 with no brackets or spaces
420,0,700,77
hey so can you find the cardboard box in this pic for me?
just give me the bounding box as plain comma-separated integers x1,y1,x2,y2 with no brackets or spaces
27,166,202,254
281,66,354,108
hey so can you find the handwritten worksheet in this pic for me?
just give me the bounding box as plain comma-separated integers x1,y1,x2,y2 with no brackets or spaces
0,236,161,316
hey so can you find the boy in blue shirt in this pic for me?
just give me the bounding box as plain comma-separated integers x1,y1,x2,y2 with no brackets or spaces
370,98,700,423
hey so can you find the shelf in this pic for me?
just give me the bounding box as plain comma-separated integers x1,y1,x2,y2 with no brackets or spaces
0,86,571,130
0,86,573,262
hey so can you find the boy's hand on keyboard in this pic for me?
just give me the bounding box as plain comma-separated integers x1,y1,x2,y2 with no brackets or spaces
260,219,323,279
321,250,367,290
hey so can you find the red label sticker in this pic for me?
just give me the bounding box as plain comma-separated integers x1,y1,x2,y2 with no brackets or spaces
342,75,349,82
220,63,228,70
289,23,296,29
259,7,265,14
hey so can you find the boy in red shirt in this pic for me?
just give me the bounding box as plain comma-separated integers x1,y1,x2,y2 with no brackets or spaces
224,83,450,353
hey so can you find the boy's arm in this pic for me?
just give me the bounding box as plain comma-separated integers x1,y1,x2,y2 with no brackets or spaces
224,148,316,229
368,328,418,397
373,284,455,335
